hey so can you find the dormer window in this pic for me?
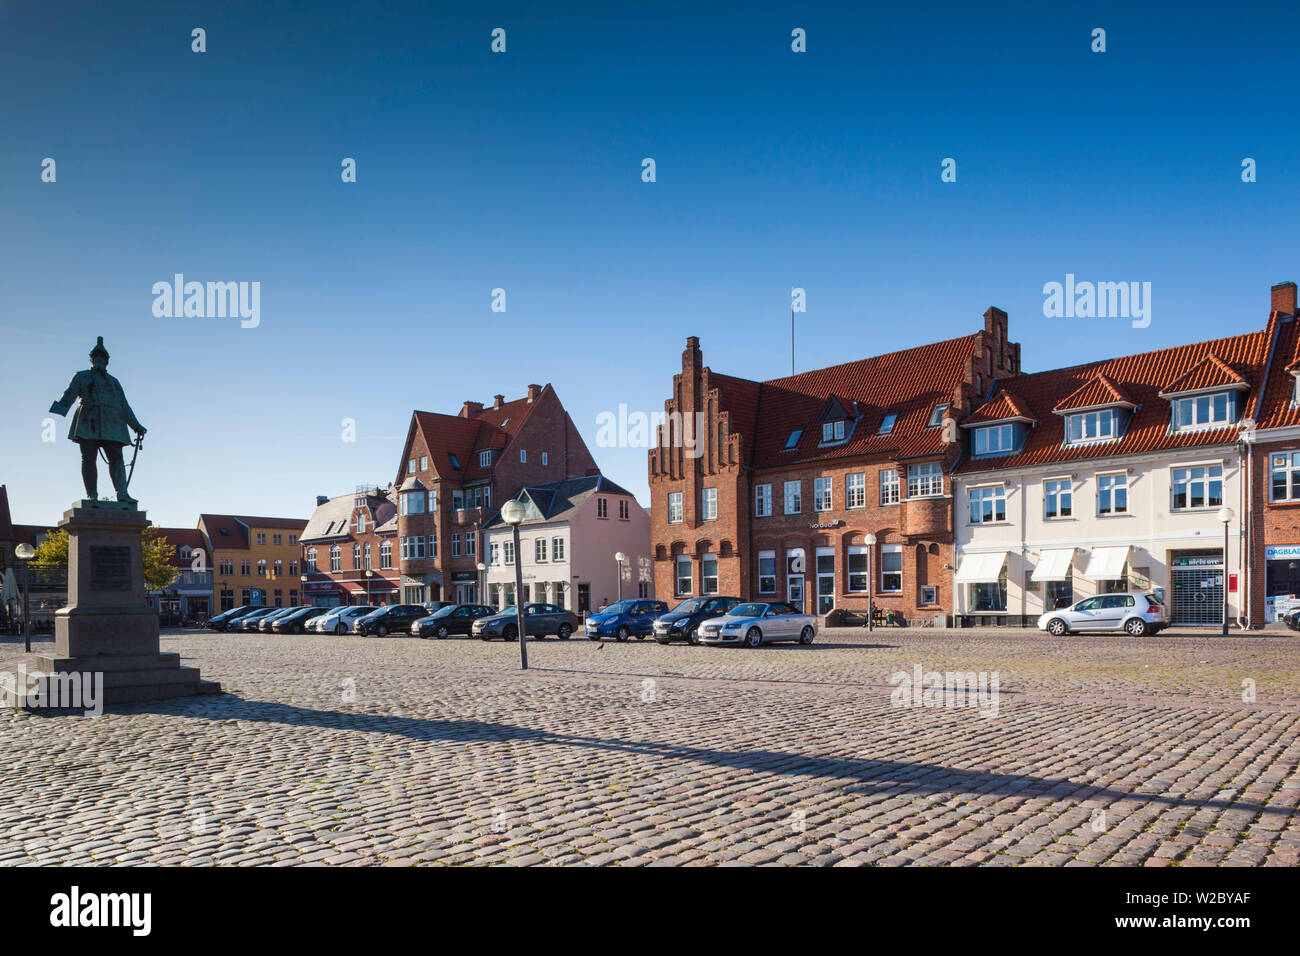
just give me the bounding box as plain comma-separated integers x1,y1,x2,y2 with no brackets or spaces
783,429,802,450
974,423,1017,457
1171,392,1237,431
928,403,951,428
479,450,492,468
821,420,846,443
1066,409,1118,444
878,412,898,435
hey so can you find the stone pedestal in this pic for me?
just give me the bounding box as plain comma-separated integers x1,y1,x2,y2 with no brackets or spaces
31,504,221,704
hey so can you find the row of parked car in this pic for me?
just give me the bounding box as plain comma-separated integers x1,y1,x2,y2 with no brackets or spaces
204,595,822,647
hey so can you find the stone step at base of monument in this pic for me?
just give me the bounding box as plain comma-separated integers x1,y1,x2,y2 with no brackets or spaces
13,655,224,706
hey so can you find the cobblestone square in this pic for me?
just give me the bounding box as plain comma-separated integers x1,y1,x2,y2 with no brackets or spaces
2,627,1297,866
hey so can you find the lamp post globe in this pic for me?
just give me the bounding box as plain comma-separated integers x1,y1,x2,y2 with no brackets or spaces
863,534,877,632
499,499,528,669
1217,507,1234,636
14,543,35,653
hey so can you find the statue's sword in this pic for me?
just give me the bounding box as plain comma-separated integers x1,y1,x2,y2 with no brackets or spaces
126,434,143,488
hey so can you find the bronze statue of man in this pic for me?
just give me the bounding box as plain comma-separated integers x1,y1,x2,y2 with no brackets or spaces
49,337,147,506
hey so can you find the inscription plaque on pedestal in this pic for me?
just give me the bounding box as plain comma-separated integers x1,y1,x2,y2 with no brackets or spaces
90,545,132,591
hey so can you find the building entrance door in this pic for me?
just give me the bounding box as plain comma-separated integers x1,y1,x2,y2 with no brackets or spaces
1170,550,1223,625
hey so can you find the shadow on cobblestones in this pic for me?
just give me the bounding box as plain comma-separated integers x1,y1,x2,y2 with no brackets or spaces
129,693,1288,819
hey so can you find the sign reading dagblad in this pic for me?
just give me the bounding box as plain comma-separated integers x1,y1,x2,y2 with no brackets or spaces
1266,544,1300,560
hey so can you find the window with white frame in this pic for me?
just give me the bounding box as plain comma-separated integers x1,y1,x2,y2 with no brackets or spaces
467,533,475,556
813,477,832,512
920,584,938,606
928,404,951,427
535,538,547,562
597,497,608,519
1066,409,1118,444
356,514,367,534
1044,479,1072,519
974,423,1016,456
668,492,683,524
490,542,500,565
821,420,846,443
878,412,898,435
419,455,427,471
428,490,437,512
330,546,341,572
757,551,776,594
880,468,900,505
907,462,943,498
479,450,491,468
452,490,463,510
552,537,565,561
784,481,802,514
408,459,416,474
755,483,772,517
702,487,718,521
352,544,360,568
701,554,718,594
428,533,437,557
846,472,866,509
306,547,317,572
379,541,392,569
503,541,515,564
618,499,629,519
847,545,870,592
1098,472,1128,514
1172,392,1237,431
1171,464,1224,510
880,544,903,592
1271,452,1300,501
675,556,692,596
968,485,1006,524
451,533,461,557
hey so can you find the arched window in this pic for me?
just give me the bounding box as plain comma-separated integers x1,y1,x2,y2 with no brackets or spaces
380,540,392,570
329,546,341,573
352,544,361,569
364,542,372,570
306,547,317,572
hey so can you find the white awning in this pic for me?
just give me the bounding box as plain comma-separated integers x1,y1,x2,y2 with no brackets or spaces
1082,546,1130,580
1031,549,1075,582
955,551,1008,584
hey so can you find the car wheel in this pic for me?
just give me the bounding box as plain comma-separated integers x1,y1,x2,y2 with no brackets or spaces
616,626,630,642
745,627,762,648
688,628,701,646
334,623,344,635
1046,618,1069,637
1125,617,1148,637
504,625,518,642
557,623,572,640
436,625,449,639
376,624,388,638
799,626,814,645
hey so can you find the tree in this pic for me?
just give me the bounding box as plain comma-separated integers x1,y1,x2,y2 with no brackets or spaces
32,525,180,593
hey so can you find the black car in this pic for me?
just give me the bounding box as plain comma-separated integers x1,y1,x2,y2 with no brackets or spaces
652,597,743,645
352,604,428,637
270,606,330,634
206,605,259,632
472,604,580,641
411,604,497,639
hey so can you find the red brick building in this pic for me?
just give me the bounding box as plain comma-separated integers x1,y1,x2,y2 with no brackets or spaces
1243,281,1300,623
300,487,400,607
393,384,599,605
648,309,1021,618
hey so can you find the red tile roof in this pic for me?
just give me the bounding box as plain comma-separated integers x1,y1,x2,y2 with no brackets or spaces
1159,353,1250,397
958,327,1270,472
404,386,548,483
153,527,210,568
198,514,306,550
1052,373,1137,413
1254,314,1300,430
710,333,987,469
962,389,1036,426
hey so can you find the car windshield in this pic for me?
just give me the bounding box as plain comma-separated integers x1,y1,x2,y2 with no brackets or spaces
602,601,636,615
670,599,705,614
496,607,516,617
429,605,458,618
349,607,376,615
728,603,768,617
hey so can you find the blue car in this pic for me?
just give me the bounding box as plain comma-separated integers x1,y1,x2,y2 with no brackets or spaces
584,600,668,642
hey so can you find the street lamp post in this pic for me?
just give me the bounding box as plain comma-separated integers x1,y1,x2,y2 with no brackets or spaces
501,499,528,669
614,551,626,602
1218,507,1234,637
365,568,374,605
864,533,877,633
299,574,307,608
15,543,35,653
476,561,486,605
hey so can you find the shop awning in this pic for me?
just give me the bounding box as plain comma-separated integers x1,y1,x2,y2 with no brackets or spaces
1031,549,1075,582
1082,546,1130,580
955,551,1008,584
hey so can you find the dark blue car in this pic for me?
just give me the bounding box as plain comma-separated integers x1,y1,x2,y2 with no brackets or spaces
584,599,668,641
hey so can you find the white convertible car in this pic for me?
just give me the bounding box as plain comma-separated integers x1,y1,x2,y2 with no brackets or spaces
697,602,817,647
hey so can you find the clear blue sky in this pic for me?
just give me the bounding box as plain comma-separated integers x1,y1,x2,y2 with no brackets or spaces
2,0,1297,527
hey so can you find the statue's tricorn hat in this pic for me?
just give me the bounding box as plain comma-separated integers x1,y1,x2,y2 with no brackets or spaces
89,336,109,361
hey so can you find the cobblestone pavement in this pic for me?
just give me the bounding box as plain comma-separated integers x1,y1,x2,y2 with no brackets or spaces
2,626,1297,866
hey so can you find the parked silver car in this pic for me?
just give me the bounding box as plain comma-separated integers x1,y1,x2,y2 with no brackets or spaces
1037,592,1169,636
697,601,817,647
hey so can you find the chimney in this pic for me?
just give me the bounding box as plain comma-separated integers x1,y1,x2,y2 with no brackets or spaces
316,495,329,506
493,394,505,410
684,336,702,372
460,400,484,418
1272,281,1297,316
526,384,542,403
